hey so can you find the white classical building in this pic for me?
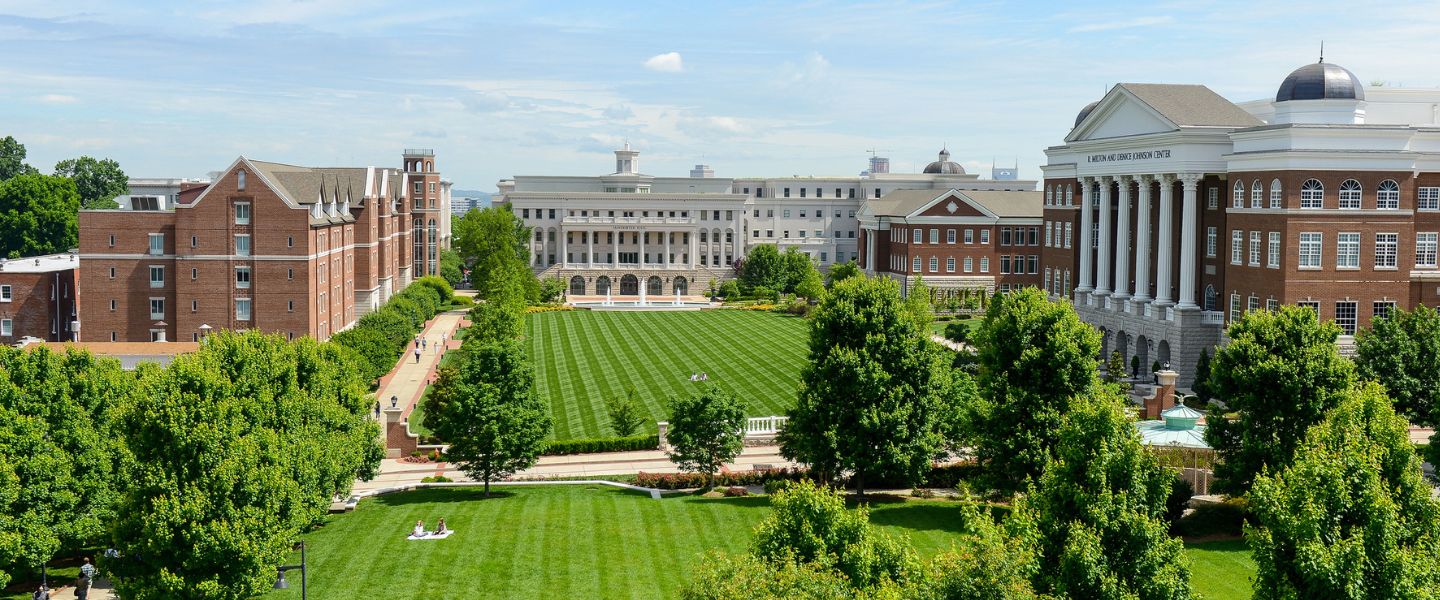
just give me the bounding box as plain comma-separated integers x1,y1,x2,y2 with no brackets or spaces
497,145,1035,296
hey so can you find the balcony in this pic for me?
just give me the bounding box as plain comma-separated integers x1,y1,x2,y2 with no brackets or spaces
562,216,695,226
1200,311,1225,325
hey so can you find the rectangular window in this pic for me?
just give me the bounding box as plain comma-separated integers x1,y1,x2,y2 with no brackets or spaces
1416,232,1438,267
1299,232,1323,269
784,187,790,197
1028,255,1039,274
235,234,251,257
820,252,828,262
1335,301,1357,335
1,319,10,336
930,229,939,244
799,188,806,198
235,267,251,289
1000,255,1011,274
149,265,165,288
523,208,530,219
1044,269,1052,292
236,298,252,321
1231,230,1243,264
288,300,294,312
1337,232,1360,268
1249,231,1261,266
0,285,8,302
1230,292,1240,323
149,298,165,319
912,256,921,272
800,209,807,217
1001,227,1012,246
929,257,939,272
235,202,251,224
949,229,958,244
980,229,990,244
1064,223,1073,248
783,209,791,218
913,229,923,244
961,229,970,244
1268,232,1281,268
109,299,115,311
1267,298,1279,311
1028,227,1039,246
1375,233,1398,268
1419,187,1440,211
980,257,990,273
1298,300,1320,319
148,233,163,255
1045,222,1053,247
960,257,970,272
1374,301,1396,321
1207,187,1218,210
191,299,197,312
108,267,116,279
1248,295,1260,312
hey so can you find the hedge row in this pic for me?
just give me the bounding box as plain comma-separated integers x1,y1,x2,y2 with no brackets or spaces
331,276,454,384
541,434,659,456
632,462,981,491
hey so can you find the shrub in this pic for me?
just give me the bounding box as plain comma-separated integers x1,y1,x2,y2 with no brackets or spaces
414,275,454,305
943,321,970,344
774,299,810,316
910,487,935,498
763,479,793,495
541,434,658,456
752,286,780,304
1174,500,1249,538
330,326,398,382
449,295,475,307
524,304,574,313
723,486,749,497
635,467,811,490
420,475,453,483
717,279,740,299
1166,475,1195,529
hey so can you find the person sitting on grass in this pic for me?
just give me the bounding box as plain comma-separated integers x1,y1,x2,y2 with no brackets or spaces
436,518,448,534
412,519,426,537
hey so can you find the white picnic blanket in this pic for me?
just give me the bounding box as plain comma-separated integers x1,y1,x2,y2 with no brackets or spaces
407,530,455,540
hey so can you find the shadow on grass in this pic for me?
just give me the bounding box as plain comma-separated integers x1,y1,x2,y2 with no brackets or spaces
865,503,969,536
371,487,517,506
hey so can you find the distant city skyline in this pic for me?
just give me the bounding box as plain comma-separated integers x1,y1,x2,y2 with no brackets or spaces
3,0,1439,190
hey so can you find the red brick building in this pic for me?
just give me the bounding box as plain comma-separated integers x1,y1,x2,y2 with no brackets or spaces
857,189,1042,297
79,150,446,342
0,252,79,344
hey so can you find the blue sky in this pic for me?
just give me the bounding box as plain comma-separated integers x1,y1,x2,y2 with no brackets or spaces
3,1,1438,191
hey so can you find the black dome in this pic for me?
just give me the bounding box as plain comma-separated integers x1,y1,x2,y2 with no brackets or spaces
1276,62,1364,102
922,148,965,174
1074,101,1100,128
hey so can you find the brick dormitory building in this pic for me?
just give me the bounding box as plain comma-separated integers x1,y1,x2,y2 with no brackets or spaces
78,150,452,343
1039,59,1440,384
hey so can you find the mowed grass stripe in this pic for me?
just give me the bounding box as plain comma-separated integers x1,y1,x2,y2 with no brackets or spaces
525,310,808,439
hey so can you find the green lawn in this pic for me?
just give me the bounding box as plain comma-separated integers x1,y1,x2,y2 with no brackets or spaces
525,310,809,439
258,486,1254,600
928,317,981,338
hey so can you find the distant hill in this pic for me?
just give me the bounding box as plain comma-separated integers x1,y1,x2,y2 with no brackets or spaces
450,190,493,212
452,190,493,201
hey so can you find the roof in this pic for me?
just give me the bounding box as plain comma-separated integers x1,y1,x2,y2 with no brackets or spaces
1276,61,1365,102
1136,420,1210,449
247,160,363,223
1117,83,1264,128
0,252,78,274
867,188,1041,219
34,341,200,369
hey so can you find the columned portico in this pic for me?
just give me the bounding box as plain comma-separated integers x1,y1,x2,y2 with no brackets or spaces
1095,176,1113,296
1155,175,1175,306
1077,177,1095,293
1133,174,1153,304
1113,175,1132,300
1176,173,1201,310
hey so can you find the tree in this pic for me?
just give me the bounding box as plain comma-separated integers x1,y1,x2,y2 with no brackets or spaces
0,173,81,258
427,339,550,496
780,247,816,293
943,321,970,345
779,276,970,494
539,277,566,303
740,244,786,292
665,386,744,488
905,276,933,332
680,552,857,599
0,136,38,181
53,156,126,209
825,261,861,289
751,480,918,590
1104,351,1125,383
794,268,825,302
330,326,397,383
1354,304,1440,426
917,502,1044,600
717,279,740,299
466,300,522,345
452,206,537,307
439,249,464,289
969,287,1101,495
1192,348,1213,403
605,385,645,437
1011,393,1194,599
110,332,380,600
1248,383,1440,599
1205,306,1355,496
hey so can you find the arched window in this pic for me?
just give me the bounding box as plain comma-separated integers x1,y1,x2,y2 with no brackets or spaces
1377,179,1400,209
1233,181,1244,208
1065,185,1073,205
236,170,247,191
1204,285,1218,311
1339,179,1362,209
1300,179,1324,209
1251,180,1263,208
1269,179,1283,208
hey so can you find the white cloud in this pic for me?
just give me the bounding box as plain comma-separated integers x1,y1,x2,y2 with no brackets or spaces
643,52,684,73
1068,16,1174,33
38,94,78,104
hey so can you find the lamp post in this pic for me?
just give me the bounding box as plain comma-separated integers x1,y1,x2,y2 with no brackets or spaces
273,541,306,599
198,323,212,341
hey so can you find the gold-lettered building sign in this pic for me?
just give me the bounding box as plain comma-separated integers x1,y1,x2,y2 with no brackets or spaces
1087,149,1172,163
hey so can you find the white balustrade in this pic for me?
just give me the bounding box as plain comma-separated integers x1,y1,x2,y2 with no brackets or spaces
744,416,789,436
1200,311,1225,325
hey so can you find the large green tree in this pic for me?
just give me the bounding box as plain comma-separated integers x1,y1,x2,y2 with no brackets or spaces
825,260,861,289
969,287,1101,495
427,339,550,496
1011,393,1193,600
1248,383,1440,599
739,243,786,292
780,247,816,293
1354,304,1440,427
665,386,745,488
1204,305,1355,496
109,332,381,600
778,276,972,495
452,206,536,307
751,480,919,590
439,248,464,289
0,173,81,258
0,136,38,181
54,156,126,209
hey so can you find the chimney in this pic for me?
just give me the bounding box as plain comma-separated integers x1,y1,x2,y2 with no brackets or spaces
1145,369,1179,419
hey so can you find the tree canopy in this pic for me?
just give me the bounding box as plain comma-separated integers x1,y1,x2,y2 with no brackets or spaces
665,386,745,487
739,244,786,292
751,480,918,589
1247,383,1440,599
451,206,537,307
54,156,126,209
1204,305,1355,496
0,135,38,181
825,260,861,288
1354,304,1440,427
969,287,1102,495
0,173,81,258
779,276,971,494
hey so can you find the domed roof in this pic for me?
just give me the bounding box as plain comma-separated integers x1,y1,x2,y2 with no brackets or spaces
1074,101,1100,128
922,148,965,175
1276,61,1364,102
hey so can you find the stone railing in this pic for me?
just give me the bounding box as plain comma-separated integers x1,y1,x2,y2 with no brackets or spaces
657,415,789,450
1200,311,1225,325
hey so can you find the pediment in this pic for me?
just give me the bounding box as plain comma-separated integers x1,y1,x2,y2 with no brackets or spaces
1067,88,1178,143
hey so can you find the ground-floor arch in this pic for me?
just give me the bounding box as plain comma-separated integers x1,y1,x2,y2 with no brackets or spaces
620,274,639,295
596,276,611,295
647,276,663,295
569,275,586,296
673,276,688,295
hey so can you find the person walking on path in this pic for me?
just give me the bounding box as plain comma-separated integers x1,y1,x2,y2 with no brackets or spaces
76,556,95,600
414,346,422,364
421,338,427,351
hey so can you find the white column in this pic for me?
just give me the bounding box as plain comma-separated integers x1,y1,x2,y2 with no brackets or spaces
639,230,646,268
1133,175,1153,303
611,229,618,267
1177,173,1202,310
1095,176,1113,295
1077,178,1095,293
587,230,594,268
1114,175,1132,299
689,229,697,268
866,229,876,272
1155,175,1175,306
665,230,672,269
560,229,568,267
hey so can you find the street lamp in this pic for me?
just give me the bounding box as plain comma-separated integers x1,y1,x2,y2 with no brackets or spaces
274,541,306,599
198,323,212,341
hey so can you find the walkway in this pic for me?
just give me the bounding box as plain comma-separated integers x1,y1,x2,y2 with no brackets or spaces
376,310,467,426
352,444,799,496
